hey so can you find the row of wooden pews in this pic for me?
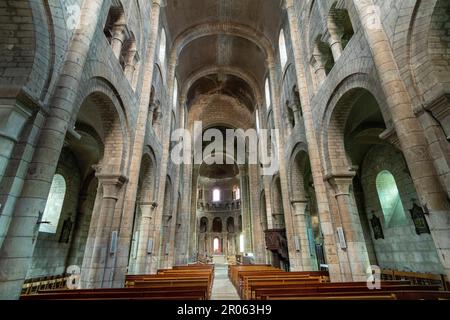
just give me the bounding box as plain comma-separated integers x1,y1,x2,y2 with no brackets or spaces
228,265,450,300
381,269,449,291
21,264,214,300
22,274,69,295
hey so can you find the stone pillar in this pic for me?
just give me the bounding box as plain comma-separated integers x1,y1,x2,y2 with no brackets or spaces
292,200,317,271
286,0,342,281
239,167,253,253
153,106,162,141
310,52,327,85
267,58,303,271
161,213,174,269
0,0,106,300
110,18,127,59
327,35,343,62
0,111,44,250
123,48,138,81
81,173,126,288
0,101,32,185
353,0,450,279
148,103,156,127
292,105,302,126
327,175,370,281
134,202,156,274
419,96,450,196
176,163,193,265
112,0,162,286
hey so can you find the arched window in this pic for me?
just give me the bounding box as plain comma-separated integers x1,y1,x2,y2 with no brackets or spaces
158,28,166,65
265,78,271,109
173,78,179,112
213,237,221,253
255,109,260,133
279,29,288,70
233,186,241,200
40,174,66,233
376,171,407,227
213,188,221,202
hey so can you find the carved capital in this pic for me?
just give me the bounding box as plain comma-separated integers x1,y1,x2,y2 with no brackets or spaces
423,93,450,139
379,127,401,149
326,172,356,196
95,170,127,200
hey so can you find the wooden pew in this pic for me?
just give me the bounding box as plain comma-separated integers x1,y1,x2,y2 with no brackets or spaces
22,264,214,300
229,265,450,300
381,269,449,291
21,287,208,300
228,265,279,288
254,284,440,300
263,290,450,300
240,272,329,299
22,274,69,295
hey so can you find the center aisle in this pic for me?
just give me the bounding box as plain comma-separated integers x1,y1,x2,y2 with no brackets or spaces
210,264,240,300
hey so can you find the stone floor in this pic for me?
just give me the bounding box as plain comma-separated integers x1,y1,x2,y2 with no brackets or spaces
210,264,240,300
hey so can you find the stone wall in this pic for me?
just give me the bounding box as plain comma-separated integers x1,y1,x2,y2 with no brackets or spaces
27,148,81,278
360,144,444,273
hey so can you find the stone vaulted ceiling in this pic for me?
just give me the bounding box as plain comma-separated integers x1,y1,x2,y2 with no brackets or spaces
163,0,284,111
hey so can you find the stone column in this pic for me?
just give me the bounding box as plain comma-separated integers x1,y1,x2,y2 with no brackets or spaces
112,0,162,286
176,162,193,265
153,106,163,141
81,173,126,288
134,202,156,274
0,110,44,252
353,0,450,279
110,18,127,59
292,199,317,271
0,101,32,185
267,58,303,271
327,175,370,281
292,105,302,126
286,0,342,281
328,35,343,62
239,167,253,253
310,52,327,85
123,48,138,81
0,0,106,300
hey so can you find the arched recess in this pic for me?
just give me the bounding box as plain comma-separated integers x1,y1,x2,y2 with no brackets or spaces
227,217,235,233
323,85,445,274
72,83,130,287
200,217,208,233
76,91,127,175
327,2,354,52
360,144,444,273
212,217,223,233
322,86,390,177
72,77,130,177
321,87,390,279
